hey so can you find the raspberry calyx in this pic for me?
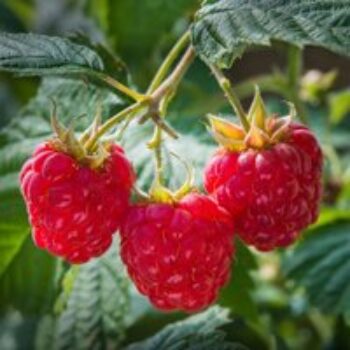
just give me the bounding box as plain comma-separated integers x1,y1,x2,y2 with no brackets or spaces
49,108,111,170
208,87,296,152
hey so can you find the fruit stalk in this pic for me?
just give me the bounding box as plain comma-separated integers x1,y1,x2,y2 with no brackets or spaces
287,45,308,123
85,99,149,152
85,36,195,150
147,31,191,94
98,72,146,102
149,125,163,180
210,65,250,132
138,45,195,128
90,69,146,102
151,45,196,108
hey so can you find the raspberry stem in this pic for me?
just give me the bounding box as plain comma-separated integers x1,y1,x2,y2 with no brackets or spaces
147,31,191,94
151,46,196,104
92,71,146,102
139,45,196,126
84,34,195,152
147,46,196,198
210,65,250,132
148,125,163,180
100,73,146,102
85,100,149,152
146,46,197,203
286,46,308,124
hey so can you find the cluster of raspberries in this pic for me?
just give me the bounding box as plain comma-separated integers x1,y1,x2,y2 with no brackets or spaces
20,122,322,312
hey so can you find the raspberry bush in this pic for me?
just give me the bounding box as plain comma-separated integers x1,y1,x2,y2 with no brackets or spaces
0,1,349,349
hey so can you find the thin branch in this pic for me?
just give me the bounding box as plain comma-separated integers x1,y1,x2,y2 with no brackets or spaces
92,71,146,101
152,46,196,103
85,100,148,152
147,31,191,94
286,45,308,123
210,65,249,132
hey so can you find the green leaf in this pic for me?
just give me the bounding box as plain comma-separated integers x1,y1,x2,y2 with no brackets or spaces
125,306,247,350
0,32,104,76
0,189,27,277
0,232,56,314
218,240,259,322
0,202,28,279
49,245,130,350
329,89,350,125
0,188,55,314
119,61,222,191
68,33,129,83
2,0,35,29
283,219,350,314
192,0,350,68
35,315,56,350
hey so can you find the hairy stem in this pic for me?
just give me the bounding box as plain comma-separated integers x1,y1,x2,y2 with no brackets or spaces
147,31,191,94
149,126,163,182
146,43,196,193
93,72,146,102
85,35,195,150
287,45,302,89
152,46,196,103
139,45,195,128
210,65,249,132
287,45,308,123
85,100,148,151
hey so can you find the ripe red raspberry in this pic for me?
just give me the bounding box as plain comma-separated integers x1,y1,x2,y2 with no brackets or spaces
20,143,135,263
120,193,234,312
204,122,323,251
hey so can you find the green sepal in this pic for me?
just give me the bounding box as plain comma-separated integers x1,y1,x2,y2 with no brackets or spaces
149,176,176,204
247,86,267,131
207,114,245,151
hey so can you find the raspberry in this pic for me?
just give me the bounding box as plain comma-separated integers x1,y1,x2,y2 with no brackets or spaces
120,193,234,312
20,143,135,263
204,122,323,251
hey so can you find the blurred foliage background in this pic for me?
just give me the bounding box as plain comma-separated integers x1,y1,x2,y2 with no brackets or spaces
0,1,350,350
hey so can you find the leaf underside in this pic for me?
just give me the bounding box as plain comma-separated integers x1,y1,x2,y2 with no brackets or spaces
192,0,350,68
52,246,130,350
126,306,247,350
